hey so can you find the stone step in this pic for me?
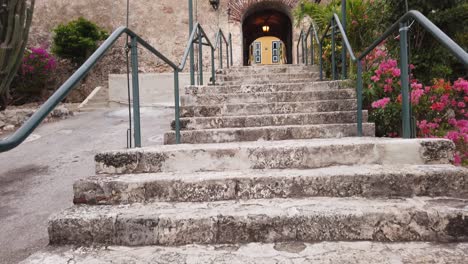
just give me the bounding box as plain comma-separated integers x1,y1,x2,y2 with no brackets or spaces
48,197,468,246
20,242,468,264
181,89,356,106
164,123,376,144
217,65,319,75
172,111,369,130
219,73,319,82
186,80,350,95
220,77,320,85
95,138,454,175
180,99,358,117
74,165,468,205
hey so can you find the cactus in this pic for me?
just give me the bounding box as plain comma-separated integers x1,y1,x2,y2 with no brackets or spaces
0,0,35,109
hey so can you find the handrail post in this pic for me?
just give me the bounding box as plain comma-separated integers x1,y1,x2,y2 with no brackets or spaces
130,36,142,148
211,48,216,85
311,29,315,65
399,22,411,139
341,0,347,79
219,35,223,69
173,69,181,144
305,35,308,65
301,35,307,64
229,33,233,66
357,60,364,136
331,19,336,80
188,0,195,85
319,43,323,80
297,40,300,64
226,40,230,69
198,29,204,85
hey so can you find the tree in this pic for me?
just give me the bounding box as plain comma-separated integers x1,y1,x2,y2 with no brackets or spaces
383,0,468,83
0,0,35,110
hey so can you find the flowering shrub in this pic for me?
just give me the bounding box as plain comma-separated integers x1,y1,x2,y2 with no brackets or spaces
363,45,468,166
11,47,57,103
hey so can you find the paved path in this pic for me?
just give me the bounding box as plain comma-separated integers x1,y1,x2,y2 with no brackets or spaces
0,107,172,264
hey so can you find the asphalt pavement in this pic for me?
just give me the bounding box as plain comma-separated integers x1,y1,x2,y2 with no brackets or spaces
0,107,173,264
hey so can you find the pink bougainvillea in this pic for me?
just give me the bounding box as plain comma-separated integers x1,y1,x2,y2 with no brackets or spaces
364,45,467,166
371,97,391,109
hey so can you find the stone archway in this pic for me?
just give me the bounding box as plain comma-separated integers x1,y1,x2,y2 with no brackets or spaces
235,1,296,65
228,0,299,22
242,1,293,66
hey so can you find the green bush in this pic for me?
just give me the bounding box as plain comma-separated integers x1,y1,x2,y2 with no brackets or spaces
382,0,468,83
52,17,109,64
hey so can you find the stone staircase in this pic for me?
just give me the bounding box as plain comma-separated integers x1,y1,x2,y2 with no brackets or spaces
165,65,374,144
22,65,468,263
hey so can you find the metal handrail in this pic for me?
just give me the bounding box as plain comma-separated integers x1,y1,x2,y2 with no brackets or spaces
0,23,231,152
296,30,303,64
305,10,468,138
214,29,230,69
296,18,322,79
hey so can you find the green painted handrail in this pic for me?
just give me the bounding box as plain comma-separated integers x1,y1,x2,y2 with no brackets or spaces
296,18,322,79
296,30,303,64
0,27,143,152
1,23,231,152
214,28,230,68
305,10,468,138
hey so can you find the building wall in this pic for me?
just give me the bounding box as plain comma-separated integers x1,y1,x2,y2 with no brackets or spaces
27,0,307,101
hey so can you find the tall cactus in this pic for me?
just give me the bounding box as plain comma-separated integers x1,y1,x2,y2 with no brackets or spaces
0,0,35,109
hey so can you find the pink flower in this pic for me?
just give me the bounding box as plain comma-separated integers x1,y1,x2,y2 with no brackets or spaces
458,102,466,109
391,68,401,77
372,97,391,109
454,78,468,94
431,102,445,111
370,75,380,82
446,131,461,142
411,88,425,104
411,82,423,90
454,153,462,166
384,84,393,93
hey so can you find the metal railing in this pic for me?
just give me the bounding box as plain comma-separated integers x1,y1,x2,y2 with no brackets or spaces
0,23,231,153
297,20,322,80
297,10,468,138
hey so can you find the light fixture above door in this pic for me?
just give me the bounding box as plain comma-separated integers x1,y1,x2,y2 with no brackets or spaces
209,0,220,10
262,25,270,32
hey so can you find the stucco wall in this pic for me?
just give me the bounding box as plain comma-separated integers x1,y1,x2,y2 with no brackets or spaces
27,0,304,101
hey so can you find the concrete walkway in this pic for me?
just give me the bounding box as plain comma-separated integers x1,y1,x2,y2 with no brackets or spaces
0,107,172,264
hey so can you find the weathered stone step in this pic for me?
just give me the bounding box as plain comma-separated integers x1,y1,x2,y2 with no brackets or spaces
21,241,468,264
219,73,319,82
186,80,350,95
172,111,368,130
95,138,454,175
180,99,358,117
221,77,320,85
181,89,356,106
217,65,319,75
74,165,468,205
164,123,376,144
48,197,468,246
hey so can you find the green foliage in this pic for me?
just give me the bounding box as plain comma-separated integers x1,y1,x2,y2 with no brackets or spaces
382,0,468,83
0,0,35,110
52,17,109,64
294,0,388,53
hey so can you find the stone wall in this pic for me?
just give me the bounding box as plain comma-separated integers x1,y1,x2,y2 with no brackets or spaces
27,0,304,101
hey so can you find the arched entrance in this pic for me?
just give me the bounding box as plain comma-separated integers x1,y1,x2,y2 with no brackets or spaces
242,2,293,66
